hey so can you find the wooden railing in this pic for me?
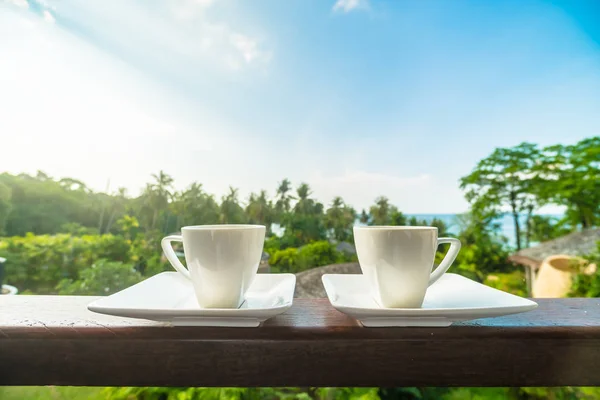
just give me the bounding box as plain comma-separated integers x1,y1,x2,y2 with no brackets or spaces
1,296,599,387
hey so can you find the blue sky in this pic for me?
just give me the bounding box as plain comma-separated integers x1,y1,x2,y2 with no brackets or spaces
1,0,599,213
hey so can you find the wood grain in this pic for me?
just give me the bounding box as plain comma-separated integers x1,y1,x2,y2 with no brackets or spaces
1,296,599,387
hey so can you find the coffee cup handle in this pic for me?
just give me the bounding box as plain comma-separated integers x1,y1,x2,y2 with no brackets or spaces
429,237,461,286
161,235,191,279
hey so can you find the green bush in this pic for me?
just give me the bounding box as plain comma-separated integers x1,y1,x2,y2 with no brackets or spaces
101,387,381,400
264,235,283,255
297,241,344,269
569,242,600,298
269,247,300,273
57,259,144,295
0,233,132,294
0,386,105,400
484,270,527,297
0,229,168,294
269,241,345,273
436,241,511,283
127,230,169,276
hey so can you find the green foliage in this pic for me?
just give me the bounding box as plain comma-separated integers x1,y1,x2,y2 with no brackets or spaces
378,387,429,399
460,137,600,252
0,233,131,294
527,215,571,243
298,241,344,269
264,235,283,254
570,271,600,298
57,259,143,295
170,183,220,229
406,216,450,236
325,196,356,242
102,387,259,400
101,387,381,400
359,209,369,224
517,387,600,400
0,172,103,236
460,142,542,250
246,190,274,233
269,247,300,272
484,270,527,297
127,230,170,277
137,171,175,232
324,388,381,400
0,181,12,235
438,388,512,400
365,197,407,226
274,178,294,223
280,183,327,246
117,214,142,240
0,386,105,400
269,241,346,273
220,187,247,224
568,242,600,298
7,386,600,400
443,211,513,282
449,240,512,283
60,222,100,236
0,222,167,294
538,137,600,229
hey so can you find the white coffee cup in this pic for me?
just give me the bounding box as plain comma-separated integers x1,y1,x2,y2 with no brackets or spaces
353,226,461,308
161,224,266,308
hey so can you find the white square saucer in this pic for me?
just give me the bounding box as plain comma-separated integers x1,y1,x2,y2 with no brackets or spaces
88,272,295,327
322,273,538,327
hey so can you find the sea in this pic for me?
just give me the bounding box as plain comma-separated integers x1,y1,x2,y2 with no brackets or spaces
405,213,563,249
272,214,562,250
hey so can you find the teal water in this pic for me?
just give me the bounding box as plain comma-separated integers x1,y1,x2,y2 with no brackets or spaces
272,213,562,249
407,213,563,249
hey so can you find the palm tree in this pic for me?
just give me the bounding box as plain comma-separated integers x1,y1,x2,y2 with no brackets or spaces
151,171,174,202
294,183,313,214
297,183,310,199
367,196,406,226
246,190,273,232
169,190,185,231
278,183,327,245
220,186,246,224
151,171,174,231
325,197,344,228
325,196,356,242
359,209,370,224
104,187,128,233
174,182,219,227
369,196,390,225
136,172,174,231
0,182,11,235
274,178,293,222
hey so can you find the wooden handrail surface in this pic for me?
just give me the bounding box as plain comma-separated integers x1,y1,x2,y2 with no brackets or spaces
1,296,599,387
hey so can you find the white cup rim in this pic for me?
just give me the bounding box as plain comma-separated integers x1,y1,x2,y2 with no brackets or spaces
354,225,438,231
181,224,265,231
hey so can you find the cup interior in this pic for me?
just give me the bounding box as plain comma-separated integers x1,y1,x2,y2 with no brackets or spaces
354,225,437,230
182,224,265,231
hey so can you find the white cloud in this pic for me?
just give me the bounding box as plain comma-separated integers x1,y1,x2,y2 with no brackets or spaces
162,0,271,70
332,0,368,13
0,10,236,195
228,33,271,68
5,0,29,8
42,9,54,23
169,0,214,20
53,0,271,73
230,33,259,63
